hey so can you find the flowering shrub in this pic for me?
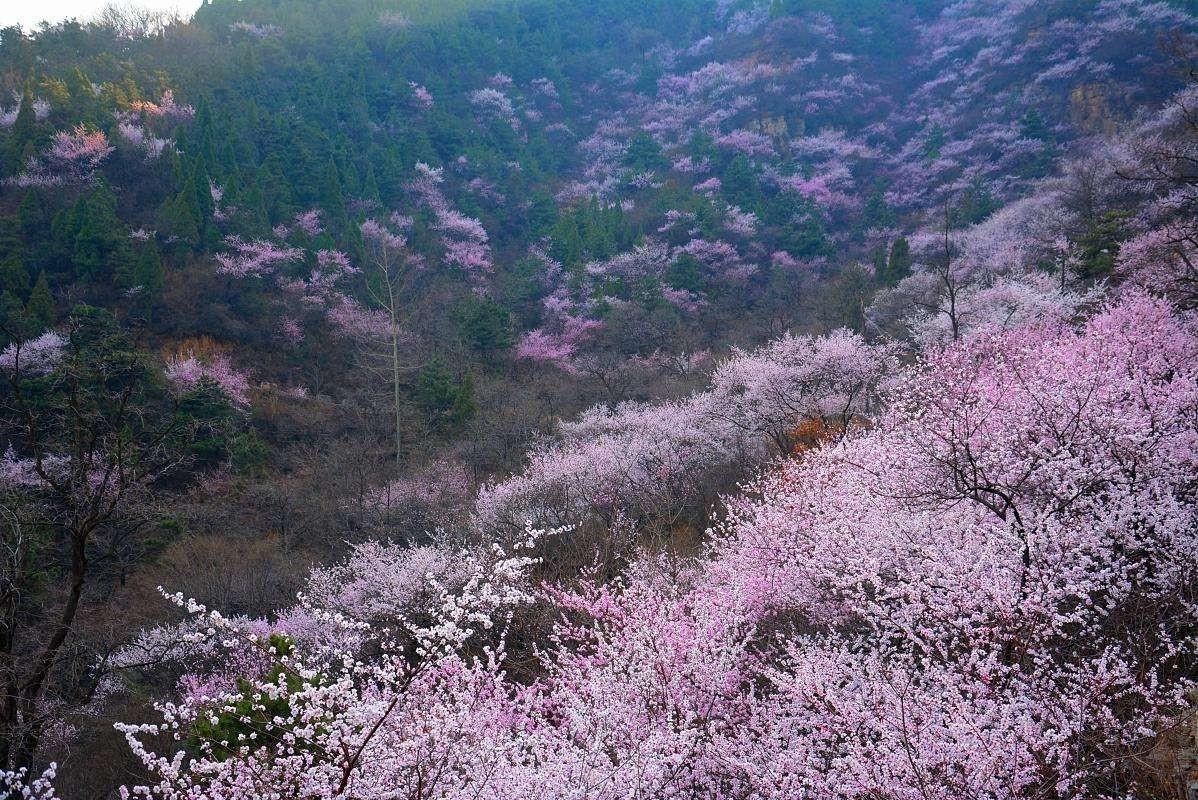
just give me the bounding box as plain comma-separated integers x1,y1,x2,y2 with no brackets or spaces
164,352,252,408
115,291,1198,798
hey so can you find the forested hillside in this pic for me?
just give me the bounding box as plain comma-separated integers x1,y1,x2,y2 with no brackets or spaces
0,0,1196,797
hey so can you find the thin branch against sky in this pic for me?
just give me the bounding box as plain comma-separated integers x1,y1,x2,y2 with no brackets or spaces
1,0,201,30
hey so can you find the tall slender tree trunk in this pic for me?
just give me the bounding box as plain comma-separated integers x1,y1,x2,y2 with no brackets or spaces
392,329,402,466
386,275,403,467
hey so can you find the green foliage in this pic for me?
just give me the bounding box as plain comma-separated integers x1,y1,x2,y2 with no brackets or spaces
524,189,558,236
1019,109,1052,141
824,262,873,333
880,237,912,285
188,634,309,762
119,242,166,317
456,295,514,354
624,130,667,173
688,131,716,164
5,88,41,174
63,182,134,283
319,158,349,232
0,256,29,301
923,122,946,161
775,208,832,259
160,160,215,245
0,292,26,345
1072,210,1127,282
871,245,887,281
174,381,243,468
1017,109,1057,177
721,154,760,208
65,306,159,396
666,253,705,293
949,182,1000,227
18,190,48,242
229,428,270,475
414,360,476,435
499,256,549,327
4,307,177,479
548,216,584,269
548,201,636,272
862,187,895,230
25,272,54,330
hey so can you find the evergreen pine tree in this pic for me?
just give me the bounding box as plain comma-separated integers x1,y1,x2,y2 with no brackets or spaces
6,87,38,174
119,242,165,296
862,188,896,229
18,190,48,249
886,237,912,285
72,182,132,282
0,257,29,299
362,161,381,202
871,245,887,282
25,271,54,329
321,157,348,231
414,361,477,435
723,154,759,208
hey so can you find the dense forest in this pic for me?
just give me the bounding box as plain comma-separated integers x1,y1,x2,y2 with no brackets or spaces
0,0,1197,796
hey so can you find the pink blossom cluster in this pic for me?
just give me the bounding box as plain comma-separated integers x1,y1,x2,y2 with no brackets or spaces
0,94,50,127
214,236,304,279
0,763,57,800
469,87,517,124
1110,84,1198,307
671,155,709,173
359,459,475,533
128,90,195,121
0,331,66,376
118,291,1198,799
164,352,252,408
326,297,397,341
117,122,171,160
726,3,769,35
531,77,558,100
657,209,696,234
585,240,670,281
515,307,603,373
790,128,878,160
304,540,468,622
770,250,819,272
722,205,757,236
885,0,1193,208
292,209,323,237
406,163,494,280
661,285,704,312
714,129,775,157
11,126,114,188
466,177,503,204
116,532,554,797
514,329,581,370
378,10,411,27
279,317,304,344
1,447,55,491
676,238,754,281
229,21,282,37
769,163,856,210
209,181,229,221
409,82,434,109
360,217,407,252
490,328,889,532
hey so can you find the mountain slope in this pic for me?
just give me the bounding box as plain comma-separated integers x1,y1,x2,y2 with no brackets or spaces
0,1,1195,795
